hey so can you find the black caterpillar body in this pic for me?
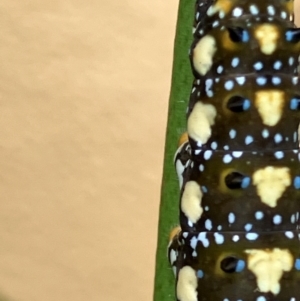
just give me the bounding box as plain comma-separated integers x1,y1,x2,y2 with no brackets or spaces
168,1,300,300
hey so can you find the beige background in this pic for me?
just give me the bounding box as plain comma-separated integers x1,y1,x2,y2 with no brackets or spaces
0,2,299,301
0,1,178,301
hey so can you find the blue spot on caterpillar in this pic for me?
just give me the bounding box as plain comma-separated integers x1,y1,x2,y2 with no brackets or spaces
293,177,300,189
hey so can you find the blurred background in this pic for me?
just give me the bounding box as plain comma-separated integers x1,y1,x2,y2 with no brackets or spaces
0,1,299,301
0,1,178,300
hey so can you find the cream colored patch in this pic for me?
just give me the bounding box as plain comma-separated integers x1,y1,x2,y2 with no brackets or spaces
254,24,279,55
177,266,198,301
206,0,233,16
181,181,203,223
245,248,293,295
253,167,291,208
187,102,217,145
193,35,217,76
254,90,285,126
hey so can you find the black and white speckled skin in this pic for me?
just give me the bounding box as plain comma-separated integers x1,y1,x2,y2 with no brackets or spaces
169,1,300,300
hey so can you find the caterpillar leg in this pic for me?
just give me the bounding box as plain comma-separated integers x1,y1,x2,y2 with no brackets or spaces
167,226,182,276
174,132,192,190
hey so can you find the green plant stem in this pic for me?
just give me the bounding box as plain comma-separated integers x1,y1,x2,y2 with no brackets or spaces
153,1,194,301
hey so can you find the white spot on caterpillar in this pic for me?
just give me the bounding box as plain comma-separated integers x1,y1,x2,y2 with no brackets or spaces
175,157,185,189
204,150,213,160
267,5,276,16
281,11,288,19
228,212,235,223
249,4,259,15
273,61,282,70
255,90,285,126
274,151,284,159
217,65,223,74
256,77,267,86
193,35,217,76
205,219,213,231
187,102,217,145
244,223,253,231
211,141,218,150
272,76,281,85
285,231,294,239
223,154,232,164
232,7,243,17
262,129,269,138
254,61,263,70
255,211,264,220
231,57,239,67
274,133,283,144
198,232,209,248
292,77,298,85
219,10,225,19
177,266,198,301
245,249,293,295
229,129,237,139
246,233,258,240
190,236,198,249
205,79,214,98
245,135,254,145
253,167,291,207
214,232,224,244
232,151,243,158
181,181,203,224
174,142,190,189
224,80,234,90
212,20,220,28
273,214,282,225
254,24,279,55
232,235,239,242
236,76,246,85
169,249,177,265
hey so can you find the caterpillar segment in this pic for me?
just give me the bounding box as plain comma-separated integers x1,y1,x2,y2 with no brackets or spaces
168,0,300,300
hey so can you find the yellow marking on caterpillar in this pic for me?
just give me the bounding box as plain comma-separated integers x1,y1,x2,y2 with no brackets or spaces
245,248,293,295
254,24,279,55
193,35,217,76
187,102,217,145
177,266,198,301
255,90,285,126
181,181,203,224
253,167,291,208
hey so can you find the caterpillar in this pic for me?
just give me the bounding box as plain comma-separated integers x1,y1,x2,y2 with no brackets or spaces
167,1,300,301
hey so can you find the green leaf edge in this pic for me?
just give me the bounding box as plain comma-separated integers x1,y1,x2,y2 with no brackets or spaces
153,1,194,301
